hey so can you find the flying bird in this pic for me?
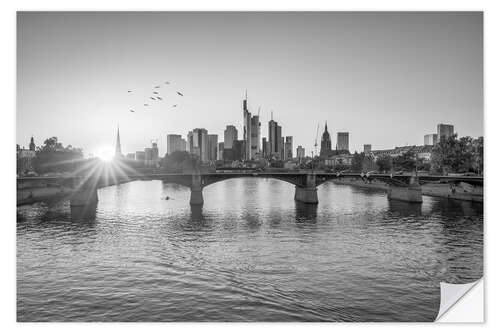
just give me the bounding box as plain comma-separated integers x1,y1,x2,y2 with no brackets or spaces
130,109,135,113
155,85,160,88
127,90,132,93
153,91,159,94
165,81,170,84
150,97,156,100
177,92,183,96
144,103,149,106
172,104,178,108
157,96,163,100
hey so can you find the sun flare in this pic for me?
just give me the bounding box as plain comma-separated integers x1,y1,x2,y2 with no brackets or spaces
95,145,115,162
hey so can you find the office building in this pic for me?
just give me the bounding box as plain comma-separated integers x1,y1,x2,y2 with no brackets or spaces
280,136,285,160
242,92,261,160
437,124,454,142
188,128,209,162
285,136,293,160
268,118,284,160
208,134,218,161
151,142,159,160
232,140,245,161
224,125,238,149
363,144,372,154
262,138,268,158
424,134,438,146
296,145,305,160
135,151,146,162
167,134,187,154
218,142,224,160
337,132,349,152
144,147,153,164
242,92,252,160
250,114,261,159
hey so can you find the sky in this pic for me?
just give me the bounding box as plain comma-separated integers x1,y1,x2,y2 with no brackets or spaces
17,12,483,157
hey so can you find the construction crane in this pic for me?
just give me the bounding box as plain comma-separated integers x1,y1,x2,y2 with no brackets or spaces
314,123,320,157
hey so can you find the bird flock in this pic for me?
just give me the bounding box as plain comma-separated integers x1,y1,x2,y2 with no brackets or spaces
127,81,184,113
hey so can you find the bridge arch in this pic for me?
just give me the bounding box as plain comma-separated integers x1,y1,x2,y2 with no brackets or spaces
200,174,304,188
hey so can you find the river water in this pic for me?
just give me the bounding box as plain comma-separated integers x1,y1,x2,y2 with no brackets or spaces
17,179,483,321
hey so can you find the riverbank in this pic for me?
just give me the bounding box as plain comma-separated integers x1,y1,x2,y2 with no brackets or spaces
332,178,483,202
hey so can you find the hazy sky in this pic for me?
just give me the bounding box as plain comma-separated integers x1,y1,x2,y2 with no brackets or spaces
17,12,483,157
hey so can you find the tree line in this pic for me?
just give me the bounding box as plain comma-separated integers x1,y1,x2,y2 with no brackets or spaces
349,134,483,174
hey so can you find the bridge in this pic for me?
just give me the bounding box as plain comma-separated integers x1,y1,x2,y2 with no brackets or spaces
17,169,484,207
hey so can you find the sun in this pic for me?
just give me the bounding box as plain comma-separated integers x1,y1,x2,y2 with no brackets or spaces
95,145,115,162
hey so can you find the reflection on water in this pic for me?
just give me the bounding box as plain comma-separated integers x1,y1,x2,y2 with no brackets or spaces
70,204,97,222
17,179,483,322
387,200,423,216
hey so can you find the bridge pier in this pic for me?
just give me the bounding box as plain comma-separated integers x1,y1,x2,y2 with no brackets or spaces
294,173,318,204
294,186,318,204
70,187,98,207
190,173,204,205
387,176,422,203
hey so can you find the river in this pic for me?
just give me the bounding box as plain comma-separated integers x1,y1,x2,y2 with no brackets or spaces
17,178,483,321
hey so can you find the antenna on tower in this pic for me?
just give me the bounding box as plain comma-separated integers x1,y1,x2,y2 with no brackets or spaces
271,110,274,121
258,106,261,117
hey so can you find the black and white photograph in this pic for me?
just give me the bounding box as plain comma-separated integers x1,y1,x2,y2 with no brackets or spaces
15,11,484,322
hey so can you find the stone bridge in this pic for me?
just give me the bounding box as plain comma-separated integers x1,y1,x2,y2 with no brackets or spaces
17,170,484,208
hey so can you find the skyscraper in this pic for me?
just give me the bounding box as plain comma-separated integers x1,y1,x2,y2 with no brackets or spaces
224,125,238,149
262,138,268,158
437,124,454,142
218,142,224,160
268,118,283,160
296,145,305,161
151,142,159,161
242,92,261,160
424,134,438,145
167,134,187,154
232,140,245,161
188,128,208,162
242,91,252,160
285,136,293,160
115,125,123,158
250,114,261,159
145,141,159,166
320,122,332,157
336,132,349,152
280,136,285,160
208,134,218,161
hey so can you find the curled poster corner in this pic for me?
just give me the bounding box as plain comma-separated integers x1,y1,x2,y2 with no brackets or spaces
435,278,483,322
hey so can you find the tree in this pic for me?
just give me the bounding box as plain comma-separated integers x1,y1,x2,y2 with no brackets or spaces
351,152,365,172
393,150,416,172
376,155,392,173
33,137,84,174
40,137,64,151
472,136,483,174
161,151,198,172
431,134,476,174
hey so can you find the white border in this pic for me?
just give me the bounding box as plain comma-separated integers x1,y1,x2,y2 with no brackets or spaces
2,0,497,332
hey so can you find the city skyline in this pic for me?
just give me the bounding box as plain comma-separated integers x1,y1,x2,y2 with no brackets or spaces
17,12,483,157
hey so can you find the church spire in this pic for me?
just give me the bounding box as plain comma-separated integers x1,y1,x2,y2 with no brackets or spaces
29,135,36,151
115,124,122,156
